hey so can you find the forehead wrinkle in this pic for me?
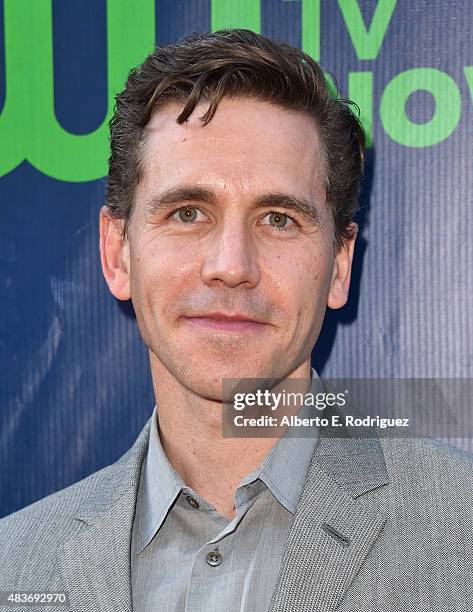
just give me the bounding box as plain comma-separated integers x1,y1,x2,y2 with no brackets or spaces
138,100,328,216
142,103,322,162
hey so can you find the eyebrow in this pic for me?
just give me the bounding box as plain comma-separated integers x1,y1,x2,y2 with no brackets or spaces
144,186,322,227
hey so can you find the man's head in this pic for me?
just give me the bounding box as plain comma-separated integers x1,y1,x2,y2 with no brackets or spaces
100,29,365,398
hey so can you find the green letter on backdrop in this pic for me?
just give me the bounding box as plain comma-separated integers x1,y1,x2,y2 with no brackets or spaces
380,68,461,147
338,0,397,60
302,0,320,61
211,0,261,31
0,0,155,181
2,0,461,181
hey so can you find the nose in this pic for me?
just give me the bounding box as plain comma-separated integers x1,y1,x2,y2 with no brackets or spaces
201,219,260,289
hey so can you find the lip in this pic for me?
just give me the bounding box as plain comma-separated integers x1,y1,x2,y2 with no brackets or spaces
183,312,269,332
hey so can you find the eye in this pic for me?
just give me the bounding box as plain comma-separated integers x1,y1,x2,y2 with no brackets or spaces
169,206,206,223
167,206,298,231
261,210,298,231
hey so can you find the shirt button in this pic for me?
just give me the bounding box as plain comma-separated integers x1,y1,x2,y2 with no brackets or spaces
206,549,223,567
186,495,200,509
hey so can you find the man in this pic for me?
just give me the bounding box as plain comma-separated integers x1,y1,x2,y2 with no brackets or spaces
1,28,472,612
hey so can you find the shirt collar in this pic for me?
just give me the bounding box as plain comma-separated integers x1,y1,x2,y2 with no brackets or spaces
132,406,185,554
133,366,321,554
235,366,321,513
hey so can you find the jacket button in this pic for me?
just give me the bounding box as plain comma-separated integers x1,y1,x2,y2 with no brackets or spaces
206,549,223,567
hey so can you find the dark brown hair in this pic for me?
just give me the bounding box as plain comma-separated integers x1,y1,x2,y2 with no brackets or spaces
106,28,365,251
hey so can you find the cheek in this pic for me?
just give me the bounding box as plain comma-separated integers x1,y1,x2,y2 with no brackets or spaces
129,244,171,304
130,240,201,316
289,257,333,316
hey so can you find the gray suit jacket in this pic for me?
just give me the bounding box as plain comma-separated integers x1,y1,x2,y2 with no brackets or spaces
1,404,472,612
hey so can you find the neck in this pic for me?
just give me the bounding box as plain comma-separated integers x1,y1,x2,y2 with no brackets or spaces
149,353,312,519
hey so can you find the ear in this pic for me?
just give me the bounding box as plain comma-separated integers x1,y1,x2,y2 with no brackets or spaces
327,222,358,309
99,205,131,301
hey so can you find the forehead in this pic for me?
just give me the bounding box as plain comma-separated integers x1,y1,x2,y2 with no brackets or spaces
137,97,326,204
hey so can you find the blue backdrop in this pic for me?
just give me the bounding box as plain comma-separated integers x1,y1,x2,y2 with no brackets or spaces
1,0,472,518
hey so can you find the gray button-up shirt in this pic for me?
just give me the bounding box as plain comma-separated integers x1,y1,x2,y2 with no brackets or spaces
131,367,321,612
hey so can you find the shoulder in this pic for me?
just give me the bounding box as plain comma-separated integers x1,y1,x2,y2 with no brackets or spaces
0,415,152,535
375,435,473,517
0,463,113,584
380,435,473,486
0,416,151,584
338,436,473,608
0,461,113,533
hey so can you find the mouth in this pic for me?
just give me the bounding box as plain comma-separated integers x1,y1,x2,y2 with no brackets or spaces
182,312,269,333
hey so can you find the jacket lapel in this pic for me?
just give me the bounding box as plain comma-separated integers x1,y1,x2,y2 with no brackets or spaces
58,418,152,612
268,401,390,612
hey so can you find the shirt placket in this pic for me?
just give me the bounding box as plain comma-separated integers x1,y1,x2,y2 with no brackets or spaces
183,488,258,612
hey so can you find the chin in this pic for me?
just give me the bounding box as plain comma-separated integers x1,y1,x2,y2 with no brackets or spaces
197,361,278,397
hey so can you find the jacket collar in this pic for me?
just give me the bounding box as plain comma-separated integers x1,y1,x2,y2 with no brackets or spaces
58,419,151,612
267,397,389,611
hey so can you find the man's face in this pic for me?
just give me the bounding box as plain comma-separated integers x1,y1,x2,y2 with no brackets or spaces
100,97,356,400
